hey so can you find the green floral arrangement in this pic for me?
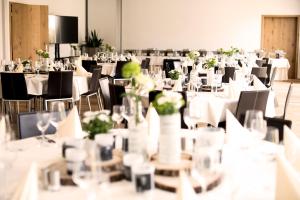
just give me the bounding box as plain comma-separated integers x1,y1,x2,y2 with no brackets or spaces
86,30,103,48
35,49,49,58
122,62,155,124
103,43,115,52
82,111,113,140
168,69,181,80
188,50,200,62
22,59,31,66
152,91,185,116
218,47,239,57
203,57,217,69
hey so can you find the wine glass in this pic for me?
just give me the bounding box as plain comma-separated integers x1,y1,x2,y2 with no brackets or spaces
265,126,279,144
36,112,51,146
49,101,67,129
122,97,134,122
35,61,40,75
112,105,125,128
244,110,267,140
245,74,254,86
184,106,201,130
8,61,14,72
183,108,194,130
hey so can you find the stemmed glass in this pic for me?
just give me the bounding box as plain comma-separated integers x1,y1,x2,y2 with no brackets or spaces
112,105,125,129
49,101,67,129
183,106,201,130
244,110,267,141
36,112,51,146
245,74,254,86
8,61,14,72
122,97,134,122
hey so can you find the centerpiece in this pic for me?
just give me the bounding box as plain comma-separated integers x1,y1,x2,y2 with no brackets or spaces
203,57,217,86
122,62,155,154
152,91,185,164
35,49,50,70
168,69,182,91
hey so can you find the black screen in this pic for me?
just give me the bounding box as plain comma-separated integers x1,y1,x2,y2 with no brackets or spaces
49,15,78,44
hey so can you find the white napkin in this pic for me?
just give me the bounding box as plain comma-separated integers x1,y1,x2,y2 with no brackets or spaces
130,55,140,64
253,75,267,90
172,77,183,92
275,152,300,200
15,64,24,73
0,117,6,143
56,106,86,139
145,103,160,156
228,78,241,99
75,65,92,76
284,126,300,172
12,162,39,200
177,171,197,200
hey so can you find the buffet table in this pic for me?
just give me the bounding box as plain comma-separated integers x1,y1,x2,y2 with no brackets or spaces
0,129,280,200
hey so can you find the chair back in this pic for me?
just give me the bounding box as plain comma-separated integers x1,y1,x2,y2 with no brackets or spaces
163,59,180,78
47,71,73,99
149,90,187,128
265,64,272,84
18,112,56,139
283,83,293,119
222,67,235,83
141,58,150,69
114,61,130,78
82,60,97,73
99,77,111,110
265,117,292,142
251,67,268,83
109,84,126,109
236,90,270,124
89,68,102,93
255,60,264,67
1,72,29,100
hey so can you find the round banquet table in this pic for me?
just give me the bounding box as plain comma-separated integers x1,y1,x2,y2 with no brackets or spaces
269,58,290,80
0,129,280,200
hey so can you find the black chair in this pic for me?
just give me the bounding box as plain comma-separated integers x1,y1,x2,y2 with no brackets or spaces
79,68,102,112
1,72,34,114
114,61,130,78
236,90,270,124
265,117,292,142
255,60,264,67
82,60,97,73
251,67,268,84
267,67,277,89
44,71,74,110
99,77,111,110
141,58,151,70
149,90,187,129
265,64,272,85
18,112,57,139
109,84,126,110
222,67,235,83
163,59,181,78
262,57,269,65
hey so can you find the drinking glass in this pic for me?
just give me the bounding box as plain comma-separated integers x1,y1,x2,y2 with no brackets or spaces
8,61,14,72
36,112,51,146
49,101,67,129
35,61,40,74
265,126,279,144
183,106,201,129
245,74,254,86
112,105,125,128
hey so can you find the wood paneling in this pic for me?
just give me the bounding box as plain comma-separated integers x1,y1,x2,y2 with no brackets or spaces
10,3,48,61
262,16,299,79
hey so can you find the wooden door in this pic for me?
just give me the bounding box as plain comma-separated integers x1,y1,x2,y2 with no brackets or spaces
262,16,299,79
10,3,48,61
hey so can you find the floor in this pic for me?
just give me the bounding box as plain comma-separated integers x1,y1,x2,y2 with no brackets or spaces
4,80,300,137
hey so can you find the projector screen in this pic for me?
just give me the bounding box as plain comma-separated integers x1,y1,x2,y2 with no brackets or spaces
122,0,263,51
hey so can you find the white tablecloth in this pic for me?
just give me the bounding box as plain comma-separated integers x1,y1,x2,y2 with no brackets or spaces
269,58,290,80
0,129,279,200
25,74,89,101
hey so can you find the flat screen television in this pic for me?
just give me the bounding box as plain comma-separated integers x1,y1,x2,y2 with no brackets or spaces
49,15,78,44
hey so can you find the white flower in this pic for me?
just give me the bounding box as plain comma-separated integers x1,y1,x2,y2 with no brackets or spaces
97,114,110,123
82,116,93,124
83,111,100,118
157,96,168,105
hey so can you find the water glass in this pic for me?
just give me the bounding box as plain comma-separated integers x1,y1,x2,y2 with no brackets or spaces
36,112,51,146
265,126,279,144
244,110,267,140
112,105,125,127
49,101,67,129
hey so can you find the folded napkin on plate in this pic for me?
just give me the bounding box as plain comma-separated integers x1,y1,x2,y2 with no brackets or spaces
275,152,300,200
172,77,183,92
12,162,39,200
56,106,86,139
75,65,92,76
146,103,160,156
284,126,300,172
253,75,267,90
15,64,24,73
176,171,197,200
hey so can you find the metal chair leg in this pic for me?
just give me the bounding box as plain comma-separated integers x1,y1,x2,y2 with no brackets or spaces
87,96,91,111
45,100,48,111
96,94,101,110
28,101,31,112
78,97,82,114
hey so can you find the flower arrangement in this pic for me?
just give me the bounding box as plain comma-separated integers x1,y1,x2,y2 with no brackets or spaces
122,62,155,124
152,91,185,116
35,49,49,58
22,59,31,66
203,57,217,69
168,69,181,80
187,50,200,62
218,47,239,57
103,43,115,52
82,111,113,140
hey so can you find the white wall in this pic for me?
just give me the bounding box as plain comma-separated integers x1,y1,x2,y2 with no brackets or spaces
2,0,86,60
88,0,119,49
122,0,300,51
0,0,4,60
